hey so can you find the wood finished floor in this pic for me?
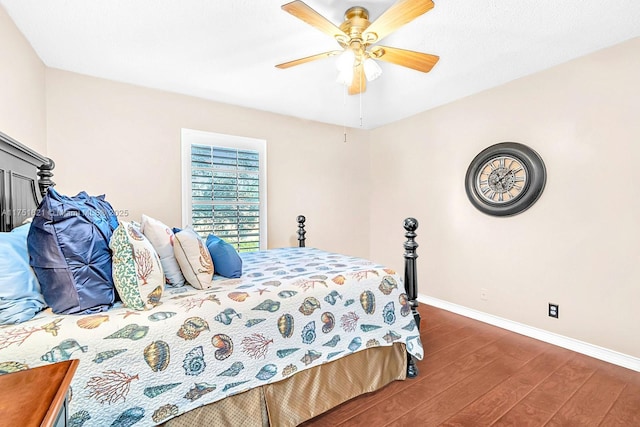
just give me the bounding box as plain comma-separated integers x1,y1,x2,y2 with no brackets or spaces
301,304,640,427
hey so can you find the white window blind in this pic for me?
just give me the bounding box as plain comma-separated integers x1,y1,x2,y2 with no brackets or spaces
181,129,267,252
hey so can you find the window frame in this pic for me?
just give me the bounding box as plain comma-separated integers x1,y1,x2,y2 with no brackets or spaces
181,128,268,250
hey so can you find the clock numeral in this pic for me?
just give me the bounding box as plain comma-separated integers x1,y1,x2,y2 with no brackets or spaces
508,159,515,171
514,176,525,182
498,192,503,202
513,167,523,174
513,184,522,191
498,158,505,169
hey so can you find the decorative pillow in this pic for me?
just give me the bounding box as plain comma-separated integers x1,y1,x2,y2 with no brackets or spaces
28,188,116,314
206,234,243,278
173,228,214,289
0,224,46,324
140,214,185,287
110,221,165,310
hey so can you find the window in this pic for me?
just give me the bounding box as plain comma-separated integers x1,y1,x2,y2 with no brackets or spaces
181,129,267,252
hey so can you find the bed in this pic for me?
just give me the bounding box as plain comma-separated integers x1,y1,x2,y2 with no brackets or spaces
0,131,422,427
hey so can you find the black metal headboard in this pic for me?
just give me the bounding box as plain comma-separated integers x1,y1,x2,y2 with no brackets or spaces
0,131,55,231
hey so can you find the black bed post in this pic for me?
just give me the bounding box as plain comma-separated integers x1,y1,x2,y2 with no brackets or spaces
297,215,306,247
37,158,56,196
403,217,420,378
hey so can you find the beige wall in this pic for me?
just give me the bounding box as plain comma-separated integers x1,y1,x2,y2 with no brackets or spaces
0,6,46,153
45,69,370,257
370,37,640,358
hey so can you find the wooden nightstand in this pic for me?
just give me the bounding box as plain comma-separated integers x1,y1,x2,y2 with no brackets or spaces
0,359,78,427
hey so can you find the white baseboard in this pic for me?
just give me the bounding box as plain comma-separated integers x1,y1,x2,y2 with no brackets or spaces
418,294,640,373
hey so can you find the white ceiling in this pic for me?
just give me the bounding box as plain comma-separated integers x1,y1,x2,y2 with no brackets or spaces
2,0,640,129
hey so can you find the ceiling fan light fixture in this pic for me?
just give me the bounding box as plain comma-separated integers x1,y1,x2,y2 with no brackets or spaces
363,58,382,81
335,49,355,73
336,49,356,86
336,68,354,86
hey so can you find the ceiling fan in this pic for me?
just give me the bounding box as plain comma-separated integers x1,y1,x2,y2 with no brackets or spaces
276,0,439,95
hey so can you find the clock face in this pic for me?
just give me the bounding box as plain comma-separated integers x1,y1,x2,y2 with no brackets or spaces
465,142,546,217
475,156,528,204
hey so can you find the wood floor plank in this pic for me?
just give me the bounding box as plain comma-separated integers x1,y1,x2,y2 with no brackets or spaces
545,363,627,426
492,355,596,426
440,346,570,426
599,383,640,426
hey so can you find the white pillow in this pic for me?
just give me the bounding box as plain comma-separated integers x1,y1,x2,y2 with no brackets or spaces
173,228,214,290
140,214,185,287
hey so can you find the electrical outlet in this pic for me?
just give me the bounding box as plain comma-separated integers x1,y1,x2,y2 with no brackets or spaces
480,288,488,301
548,303,559,318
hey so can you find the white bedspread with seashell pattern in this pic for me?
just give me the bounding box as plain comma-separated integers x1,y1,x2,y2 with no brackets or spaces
0,247,422,427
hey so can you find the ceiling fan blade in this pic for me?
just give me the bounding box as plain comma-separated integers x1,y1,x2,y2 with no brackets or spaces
282,1,348,41
348,63,366,95
363,0,434,44
276,51,342,69
372,46,439,73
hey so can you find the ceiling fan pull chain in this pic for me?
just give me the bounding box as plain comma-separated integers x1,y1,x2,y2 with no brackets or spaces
343,85,348,143
359,81,363,127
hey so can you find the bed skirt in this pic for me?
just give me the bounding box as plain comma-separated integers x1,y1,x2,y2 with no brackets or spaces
162,343,407,426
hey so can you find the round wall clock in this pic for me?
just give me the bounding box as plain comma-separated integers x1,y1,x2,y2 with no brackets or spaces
465,142,546,216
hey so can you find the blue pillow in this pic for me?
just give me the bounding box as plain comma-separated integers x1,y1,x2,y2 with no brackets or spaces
77,192,119,231
206,234,243,278
28,188,116,314
0,224,46,324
